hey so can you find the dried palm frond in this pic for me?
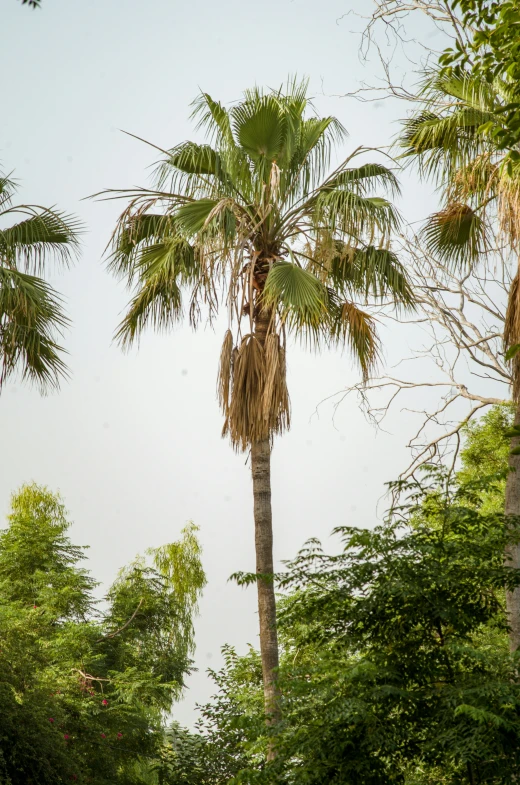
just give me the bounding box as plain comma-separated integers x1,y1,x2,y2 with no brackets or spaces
262,332,290,430
330,300,381,382
222,330,290,451
217,329,234,415
422,202,489,269
496,174,520,248
450,154,498,204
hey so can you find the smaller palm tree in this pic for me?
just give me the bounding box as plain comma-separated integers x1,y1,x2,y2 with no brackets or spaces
398,69,520,651
0,173,81,391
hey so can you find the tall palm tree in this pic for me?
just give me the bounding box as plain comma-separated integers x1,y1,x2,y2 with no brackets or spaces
398,70,520,650
104,80,414,732
0,173,81,391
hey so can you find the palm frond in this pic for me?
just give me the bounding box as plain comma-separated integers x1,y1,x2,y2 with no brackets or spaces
114,238,197,347
422,203,489,269
191,92,235,147
263,261,329,336
0,208,82,273
108,213,179,281
328,297,380,381
223,332,290,450
324,243,414,309
323,163,401,198
312,188,401,241
0,266,69,391
0,173,16,210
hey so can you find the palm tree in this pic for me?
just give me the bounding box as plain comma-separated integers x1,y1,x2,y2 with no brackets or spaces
398,70,520,650
104,80,414,732
0,173,81,391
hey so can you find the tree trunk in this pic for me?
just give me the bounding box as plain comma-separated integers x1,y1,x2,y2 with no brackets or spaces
251,437,280,729
251,305,281,749
505,401,520,652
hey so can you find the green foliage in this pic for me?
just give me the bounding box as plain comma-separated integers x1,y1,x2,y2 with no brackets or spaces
457,404,514,513
442,1,520,150
174,463,520,785
0,484,205,785
0,173,81,391
154,647,264,785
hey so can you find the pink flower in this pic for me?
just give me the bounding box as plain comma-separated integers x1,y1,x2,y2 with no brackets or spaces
117,732,123,739
63,734,69,740
100,733,106,738
101,699,108,706
48,718,54,724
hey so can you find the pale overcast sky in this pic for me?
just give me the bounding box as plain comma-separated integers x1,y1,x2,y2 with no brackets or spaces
0,0,470,724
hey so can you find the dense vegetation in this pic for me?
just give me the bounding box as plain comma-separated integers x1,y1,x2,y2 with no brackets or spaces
0,484,205,785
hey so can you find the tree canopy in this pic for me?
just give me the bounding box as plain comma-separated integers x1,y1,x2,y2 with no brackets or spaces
0,483,205,785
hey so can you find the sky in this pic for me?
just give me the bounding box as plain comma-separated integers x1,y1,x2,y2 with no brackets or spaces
0,0,478,724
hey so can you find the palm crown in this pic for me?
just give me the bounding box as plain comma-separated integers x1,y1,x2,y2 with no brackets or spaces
0,173,81,391
107,80,413,448
399,70,520,393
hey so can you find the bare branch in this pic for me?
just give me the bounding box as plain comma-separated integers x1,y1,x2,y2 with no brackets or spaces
327,226,512,480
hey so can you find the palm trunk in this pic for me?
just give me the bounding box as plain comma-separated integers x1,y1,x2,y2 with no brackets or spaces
506,401,520,652
251,437,280,726
251,306,281,742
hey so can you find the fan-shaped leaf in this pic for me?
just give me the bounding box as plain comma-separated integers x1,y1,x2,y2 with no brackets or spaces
422,203,489,268
263,261,328,330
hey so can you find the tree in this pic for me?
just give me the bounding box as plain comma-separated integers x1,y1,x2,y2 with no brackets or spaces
0,173,81,392
457,403,514,513
441,1,520,150
167,464,520,785
0,483,205,785
104,79,414,732
394,68,520,649
271,470,520,785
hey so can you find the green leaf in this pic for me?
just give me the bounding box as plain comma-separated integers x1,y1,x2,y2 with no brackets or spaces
263,261,328,330
505,343,520,361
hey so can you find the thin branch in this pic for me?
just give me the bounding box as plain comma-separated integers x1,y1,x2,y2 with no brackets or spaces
96,598,144,642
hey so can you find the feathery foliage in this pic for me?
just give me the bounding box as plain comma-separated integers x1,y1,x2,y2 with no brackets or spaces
0,483,205,785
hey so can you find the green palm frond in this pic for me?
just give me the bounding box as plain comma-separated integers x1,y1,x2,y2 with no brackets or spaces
108,213,179,280
0,266,69,390
175,199,220,235
0,174,16,209
0,173,80,392
232,94,286,164
0,208,81,273
422,203,489,269
191,92,234,147
312,188,400,241
325,243,414,309
263,261,329,336
398,69,505,184
114,237,197,348
323,163,401,197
